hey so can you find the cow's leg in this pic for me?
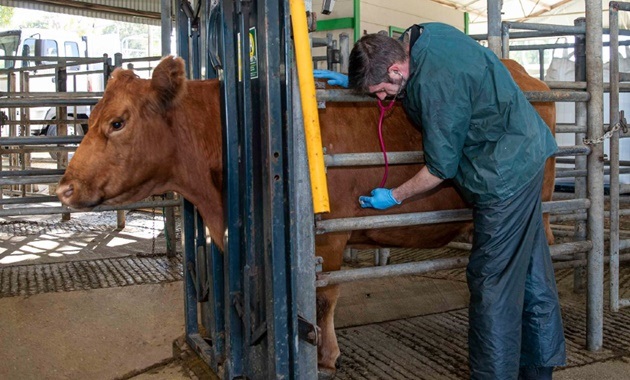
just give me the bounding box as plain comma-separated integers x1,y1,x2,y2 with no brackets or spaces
314,232,348,378
317,284,341,378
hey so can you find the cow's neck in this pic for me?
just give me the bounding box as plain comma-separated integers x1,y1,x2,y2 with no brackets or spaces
170,80,225,251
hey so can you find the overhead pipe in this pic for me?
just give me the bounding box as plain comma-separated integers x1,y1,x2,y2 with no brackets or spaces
289,0,330,214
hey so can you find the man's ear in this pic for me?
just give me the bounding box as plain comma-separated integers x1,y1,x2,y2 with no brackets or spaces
388,63,402,81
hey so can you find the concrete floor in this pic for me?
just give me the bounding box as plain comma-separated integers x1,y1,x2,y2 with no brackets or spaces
3,211,630,379
0,282,186,380
3,276,629,379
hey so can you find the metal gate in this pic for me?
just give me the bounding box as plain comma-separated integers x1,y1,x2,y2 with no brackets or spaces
177,0,318,378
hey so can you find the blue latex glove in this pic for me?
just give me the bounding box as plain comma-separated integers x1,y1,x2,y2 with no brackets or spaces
313,69,349,88
359,188,401,210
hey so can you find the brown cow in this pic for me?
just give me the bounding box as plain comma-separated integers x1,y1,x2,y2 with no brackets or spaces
56,56,555,377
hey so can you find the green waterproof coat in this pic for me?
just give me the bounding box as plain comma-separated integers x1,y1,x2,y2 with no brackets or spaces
401,23,558,206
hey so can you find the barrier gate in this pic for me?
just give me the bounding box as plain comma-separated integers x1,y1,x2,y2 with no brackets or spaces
609,1,630,311
175,0,318,378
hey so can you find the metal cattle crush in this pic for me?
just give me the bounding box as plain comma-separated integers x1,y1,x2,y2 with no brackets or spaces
148,0,629,378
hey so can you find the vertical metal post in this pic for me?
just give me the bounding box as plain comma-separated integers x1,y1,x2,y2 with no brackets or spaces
161,0,173,56
19,71,31,195
609,2,621,312
291,50,319,380
339,32,350,73
538,48,545,80
219,0,245,376
501,22,510,59
56,66,71,222
236,0,260,374
573,17,588,294
258,0,296,375
585,0,604,351
183,200,199,337
177,0,191,72
487,0,503,56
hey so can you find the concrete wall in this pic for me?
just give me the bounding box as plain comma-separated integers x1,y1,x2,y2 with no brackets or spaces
310,0,465,70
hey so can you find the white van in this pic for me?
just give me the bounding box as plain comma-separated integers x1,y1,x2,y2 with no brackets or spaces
0,28,95,137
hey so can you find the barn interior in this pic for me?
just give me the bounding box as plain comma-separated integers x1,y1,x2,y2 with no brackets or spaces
3,0,630,379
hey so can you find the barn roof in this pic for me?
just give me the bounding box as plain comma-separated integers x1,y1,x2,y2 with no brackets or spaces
1,0,622,33
0,0,161,26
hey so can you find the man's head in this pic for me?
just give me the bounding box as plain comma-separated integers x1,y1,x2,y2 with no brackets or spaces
348,33,409,96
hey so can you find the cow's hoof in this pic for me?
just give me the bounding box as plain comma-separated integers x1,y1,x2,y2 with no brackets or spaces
318,367,337,380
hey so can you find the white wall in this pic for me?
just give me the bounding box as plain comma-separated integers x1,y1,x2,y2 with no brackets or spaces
312,0,465,34
310,0,465,70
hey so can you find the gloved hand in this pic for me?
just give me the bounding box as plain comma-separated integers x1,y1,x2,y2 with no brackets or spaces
359,188,401,210
313,69,349,88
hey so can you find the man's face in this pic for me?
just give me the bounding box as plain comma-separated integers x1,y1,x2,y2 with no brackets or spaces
367,73,406,101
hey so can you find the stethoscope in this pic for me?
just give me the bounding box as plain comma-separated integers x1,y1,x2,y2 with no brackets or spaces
376,71,405,188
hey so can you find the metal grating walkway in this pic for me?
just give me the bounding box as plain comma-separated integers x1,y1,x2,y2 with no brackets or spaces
0,255,183,297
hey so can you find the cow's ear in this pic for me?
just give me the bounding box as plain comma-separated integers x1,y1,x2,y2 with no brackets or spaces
150,56,187,108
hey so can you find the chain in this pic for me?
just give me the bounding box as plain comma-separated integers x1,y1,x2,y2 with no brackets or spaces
151,200,156,255
582,111,628,145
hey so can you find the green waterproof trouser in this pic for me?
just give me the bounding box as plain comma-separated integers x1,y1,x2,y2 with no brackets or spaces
467,168,566,380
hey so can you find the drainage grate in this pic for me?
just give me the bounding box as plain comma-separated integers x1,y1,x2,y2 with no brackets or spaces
0,220,111,236
336,299,630,379
0,255,183,297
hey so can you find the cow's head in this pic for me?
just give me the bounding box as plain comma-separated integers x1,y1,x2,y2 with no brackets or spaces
57,56,188,209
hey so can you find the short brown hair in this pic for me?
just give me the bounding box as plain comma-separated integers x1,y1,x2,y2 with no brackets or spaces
348,34,408,93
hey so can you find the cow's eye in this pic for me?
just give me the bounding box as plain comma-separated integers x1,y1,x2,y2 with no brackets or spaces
111,119,125,130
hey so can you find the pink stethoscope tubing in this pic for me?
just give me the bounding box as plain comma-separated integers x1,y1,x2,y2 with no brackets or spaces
376,98,396,187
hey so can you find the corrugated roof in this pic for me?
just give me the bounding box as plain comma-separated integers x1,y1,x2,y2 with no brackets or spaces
0,0,162,25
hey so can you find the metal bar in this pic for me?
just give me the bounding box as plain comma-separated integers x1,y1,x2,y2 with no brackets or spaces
315,89,590,103
546,81,630,91
325,151,424,166
487,0,502,55
0,136,83,145
0,195,59,205
0,199,180,217
316,240,592,286
504,21,585,34
323,145,589,167
260,0,294,375
550,212,588,223
556,124,586,133
291,55,319,379
0,169,65,177
219,0,244,376
161,0,172,56
0,175,62,186
0,91,103,97
610,4,622,313
586,0,605,351
0,98,98,107
316,199,589,234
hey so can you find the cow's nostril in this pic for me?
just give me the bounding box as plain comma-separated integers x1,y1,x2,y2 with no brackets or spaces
57,183,74,200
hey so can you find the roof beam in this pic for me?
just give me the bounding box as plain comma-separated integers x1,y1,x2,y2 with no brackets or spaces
515,0,574,21
15,0,161,20
426,0,488,18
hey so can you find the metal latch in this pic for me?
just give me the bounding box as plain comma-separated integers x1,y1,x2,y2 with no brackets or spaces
298,314,320,346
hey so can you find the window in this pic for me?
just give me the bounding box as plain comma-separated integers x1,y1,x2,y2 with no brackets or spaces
64,41,80,71
42,39,58,57
23,38,36,67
